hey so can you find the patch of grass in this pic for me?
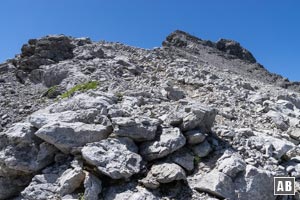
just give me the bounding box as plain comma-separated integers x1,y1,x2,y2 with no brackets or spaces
115,92,123,101
78,192,84,200
60,81,99,99
194,156,201,165
46,85,58,98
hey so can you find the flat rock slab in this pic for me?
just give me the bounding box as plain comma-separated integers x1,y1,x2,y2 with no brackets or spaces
103,182,160,200
194,170,235,199
81,137,142,179
35,122,112,154
29,108,104,129
112,117,160,141
140,127,186,161
235,165,275,200
141,163,186,189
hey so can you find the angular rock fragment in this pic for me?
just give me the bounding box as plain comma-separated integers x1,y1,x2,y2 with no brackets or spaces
248,135,294,159
191,140,212,158
35,122,112,154
84,172,102,200
194,170,235,199
81,137,142,179
235,165,275,200
112,116,160,141
29,108,107,129
50,92,116,113
140,127,186,161
0,175,32,200
217,151,246,178
180,105,217,132
21,164,84,200
0,123,57,175
140,163,186,189
170,147,195,171
104,182,160,200
57,168,85,196
265,110,289,131
184,129,206,144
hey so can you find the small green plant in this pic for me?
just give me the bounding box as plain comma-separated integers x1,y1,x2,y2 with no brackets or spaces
45,85,58,98
78,192,84,200
194,156,201,165
115,92,123,101
60,81,99,99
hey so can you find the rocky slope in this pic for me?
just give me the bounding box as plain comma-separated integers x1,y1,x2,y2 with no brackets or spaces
0,30,300,199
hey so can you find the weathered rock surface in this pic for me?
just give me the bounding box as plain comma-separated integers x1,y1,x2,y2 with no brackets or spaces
21,162,84,200
35,122,112,153
194,170,235,199
104,182,160,200
84,172,102,200
217,151,246,178
191,140,212,158
112,117,160,141
140,127,186,161
0,123,57,175
141,163,186,189
81,137,142,179
18,35,75,71
235,165,275,200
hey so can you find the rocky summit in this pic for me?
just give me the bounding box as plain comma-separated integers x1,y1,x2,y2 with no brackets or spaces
0,30,300,200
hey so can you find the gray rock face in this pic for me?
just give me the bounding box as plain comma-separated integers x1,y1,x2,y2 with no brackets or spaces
289,128,300,141
104,183,160,200
235,165,275,200
217,151,246,178
278,94,300,109
180,105,217,132
21,164,84,200
216,39,257,63
265,110,289,131
57,168,85,196
30,108,110,129
0,175,32,200
140,127,186,161
74,43,105,60
141,163,186,189
191,140,212,158
35,122,112,154
0,123,57,175
81,137,142,179
112,117,160,141
50,92,116,113
84,172,102,200
248,135,294,159
161,85,185,101
18,35,75,71
170,148,194,171
194,170,235,199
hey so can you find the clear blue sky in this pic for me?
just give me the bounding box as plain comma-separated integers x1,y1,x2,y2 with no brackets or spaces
1,0,299,81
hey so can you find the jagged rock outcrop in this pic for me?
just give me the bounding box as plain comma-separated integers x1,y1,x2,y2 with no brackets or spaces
0,30,300,199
